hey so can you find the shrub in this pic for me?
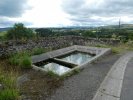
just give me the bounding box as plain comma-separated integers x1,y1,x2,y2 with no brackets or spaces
20,56,32,69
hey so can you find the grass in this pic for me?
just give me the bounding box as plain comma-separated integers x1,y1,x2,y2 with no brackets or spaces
0,89,19,100
0,67,19,100
94,42,133,54
8,47,53,69
0,31,7,37
20,56,32,69
0,31,7,41
9,52,32,69
32,47,52,55
47,70,59,77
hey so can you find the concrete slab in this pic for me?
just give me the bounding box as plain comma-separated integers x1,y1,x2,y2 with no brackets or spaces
31,45,111,76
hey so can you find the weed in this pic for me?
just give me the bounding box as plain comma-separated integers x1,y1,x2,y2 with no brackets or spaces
0,68,19,100
47,70,59,77
32,48,45,55
20,56,32,69
0,89,19,100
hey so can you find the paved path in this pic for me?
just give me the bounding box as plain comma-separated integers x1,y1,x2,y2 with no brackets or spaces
46,54,120,100
93,52,133,100
120,58,133,100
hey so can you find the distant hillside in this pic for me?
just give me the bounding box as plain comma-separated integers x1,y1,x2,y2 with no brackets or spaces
100,24,133,29
120,24,133,29
0,28,11,32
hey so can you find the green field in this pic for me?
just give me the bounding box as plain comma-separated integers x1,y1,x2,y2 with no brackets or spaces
0,31,7,36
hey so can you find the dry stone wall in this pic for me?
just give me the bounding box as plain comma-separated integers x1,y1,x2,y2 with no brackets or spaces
0,36,120,57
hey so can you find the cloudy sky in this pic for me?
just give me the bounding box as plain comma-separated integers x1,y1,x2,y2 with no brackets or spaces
0,0,133,27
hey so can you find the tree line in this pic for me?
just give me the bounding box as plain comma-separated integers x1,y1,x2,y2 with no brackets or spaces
1,23,133,42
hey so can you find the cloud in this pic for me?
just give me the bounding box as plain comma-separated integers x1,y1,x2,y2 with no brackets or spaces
0,0,30,17
0,17,32,28
61,0,133,25
0,18,14,27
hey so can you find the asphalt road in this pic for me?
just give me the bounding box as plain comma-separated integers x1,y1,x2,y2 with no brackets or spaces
46,54,120,100
120,58,133,100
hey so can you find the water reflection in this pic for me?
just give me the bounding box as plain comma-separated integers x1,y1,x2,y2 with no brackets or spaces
60,52,93,65
41,63,70,75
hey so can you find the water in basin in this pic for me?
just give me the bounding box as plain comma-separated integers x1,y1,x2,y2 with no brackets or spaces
35,62,71,75
59,52,94,65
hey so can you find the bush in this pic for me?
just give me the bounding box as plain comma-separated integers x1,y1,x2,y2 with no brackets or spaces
20,56,32,69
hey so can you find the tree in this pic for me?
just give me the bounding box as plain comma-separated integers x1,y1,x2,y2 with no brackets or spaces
35,28,53,37
6,23,34,40
82,30,96,37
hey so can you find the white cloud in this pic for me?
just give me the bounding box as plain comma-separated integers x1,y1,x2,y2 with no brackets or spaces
13,0,72,27
1,0,133,27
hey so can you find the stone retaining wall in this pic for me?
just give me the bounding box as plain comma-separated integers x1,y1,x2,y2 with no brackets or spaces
0,36,120,57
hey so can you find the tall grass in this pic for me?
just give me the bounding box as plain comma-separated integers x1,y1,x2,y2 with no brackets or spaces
9,52,32,69
94,43,133,53
32,47,51,55
0,68,19,100
20,56,32,69
9,47,52,69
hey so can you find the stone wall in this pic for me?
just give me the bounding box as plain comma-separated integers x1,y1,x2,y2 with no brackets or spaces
0,36,120,57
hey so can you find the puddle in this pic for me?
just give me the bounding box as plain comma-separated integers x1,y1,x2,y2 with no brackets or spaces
58,51,94,65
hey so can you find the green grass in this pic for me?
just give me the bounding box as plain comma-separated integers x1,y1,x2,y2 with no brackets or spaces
20,56,32,69
0,31,7,37
0,89,19,100
47,70,59,77
94,43,133,53
9,52,32,69
8,47,52,69
32,48,46,55
0,68,19,100
32,47,52,55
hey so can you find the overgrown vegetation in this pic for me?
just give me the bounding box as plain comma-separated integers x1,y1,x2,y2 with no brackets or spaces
8,47,51,69
20,56,32,69
94,42,133,53
47,70,59,77
31,47,51,55
9,52,32,69
0,68,19,100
